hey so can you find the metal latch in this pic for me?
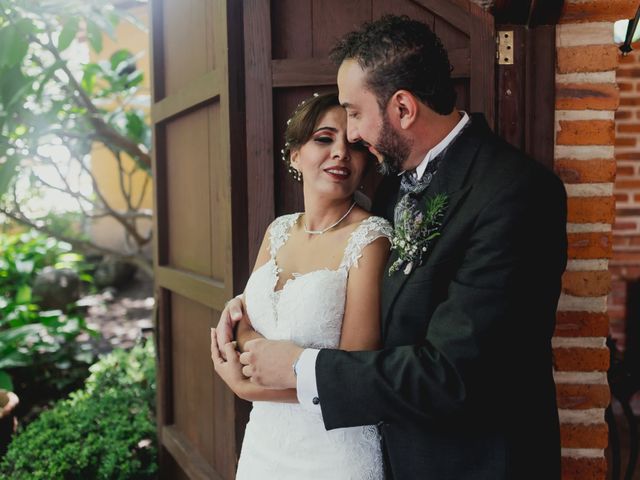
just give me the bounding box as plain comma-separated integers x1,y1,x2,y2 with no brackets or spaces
497,31,514,65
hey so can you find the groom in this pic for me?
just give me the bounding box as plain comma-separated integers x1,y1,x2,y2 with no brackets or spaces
216,15,567,479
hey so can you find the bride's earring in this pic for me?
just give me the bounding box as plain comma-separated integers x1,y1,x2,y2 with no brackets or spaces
288,166,302,182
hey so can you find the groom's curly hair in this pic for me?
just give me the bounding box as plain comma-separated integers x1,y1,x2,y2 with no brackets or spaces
330,15,456,115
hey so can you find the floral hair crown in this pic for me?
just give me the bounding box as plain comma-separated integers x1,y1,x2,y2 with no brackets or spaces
281,92,320,181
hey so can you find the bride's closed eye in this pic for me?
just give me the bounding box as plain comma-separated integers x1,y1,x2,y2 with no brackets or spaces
313,136,333,144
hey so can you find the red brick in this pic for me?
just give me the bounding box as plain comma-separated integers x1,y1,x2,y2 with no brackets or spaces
556,383,610,409
617,67,640,78
633,193,640,202
616,180,640,189
557,120,615,145
615,109,633,120
555,311,609,337
560,0,640,23
553,347,610,371
620,97,640,106
561,456,607,480
612,251,640,262
613,235,630,246
618,124,640,133
615,193,630,203
616,152,640,160
616,165,635,176
567,231,612,259
614,221,638,231
617,81,634,91
555,159,616,183
631,236,640,245
560,422,608,449
637,111,640,120
555,83,619,110
615,136,637,147
557,45,619,73
562,270,611,296
567,197,615,223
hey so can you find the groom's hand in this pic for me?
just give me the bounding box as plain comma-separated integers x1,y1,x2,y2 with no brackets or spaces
239,339,303,389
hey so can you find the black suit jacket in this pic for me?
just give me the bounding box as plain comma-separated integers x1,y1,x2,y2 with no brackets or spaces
315,114,567,480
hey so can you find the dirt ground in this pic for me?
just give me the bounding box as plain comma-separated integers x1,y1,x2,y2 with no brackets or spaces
78,270,155,353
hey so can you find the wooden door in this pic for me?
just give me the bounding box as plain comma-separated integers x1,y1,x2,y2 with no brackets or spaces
244,0,495,246
150,0,248,478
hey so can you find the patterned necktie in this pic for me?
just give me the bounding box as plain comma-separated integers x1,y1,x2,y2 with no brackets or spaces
395,154,443,225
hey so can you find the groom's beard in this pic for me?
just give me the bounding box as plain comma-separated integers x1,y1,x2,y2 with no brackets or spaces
374,114,412,176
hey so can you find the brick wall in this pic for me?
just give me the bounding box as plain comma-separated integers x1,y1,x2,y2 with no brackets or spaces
610,42,640,353
554,1,639,478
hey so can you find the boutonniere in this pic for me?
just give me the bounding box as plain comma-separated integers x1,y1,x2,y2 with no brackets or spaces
389,193,448,275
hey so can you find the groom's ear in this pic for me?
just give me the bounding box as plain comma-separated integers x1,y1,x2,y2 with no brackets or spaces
389,90,418,130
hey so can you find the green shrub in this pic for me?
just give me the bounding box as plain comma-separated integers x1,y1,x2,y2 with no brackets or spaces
0,341,158,479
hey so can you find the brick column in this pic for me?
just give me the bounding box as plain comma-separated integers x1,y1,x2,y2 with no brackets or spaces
553,1,639,478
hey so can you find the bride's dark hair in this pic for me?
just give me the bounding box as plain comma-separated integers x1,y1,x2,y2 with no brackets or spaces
281,92,340,171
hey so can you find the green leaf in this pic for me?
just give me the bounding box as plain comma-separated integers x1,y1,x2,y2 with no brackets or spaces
15,285,32,304
58,17,80,52
0,370,13,391
86,19,103,53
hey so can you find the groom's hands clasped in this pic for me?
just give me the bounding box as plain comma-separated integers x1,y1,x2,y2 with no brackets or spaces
240,339,303,390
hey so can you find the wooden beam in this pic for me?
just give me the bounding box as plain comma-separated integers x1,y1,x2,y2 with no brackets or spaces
156,266,227,312
151,70,221,124
272,59,337,87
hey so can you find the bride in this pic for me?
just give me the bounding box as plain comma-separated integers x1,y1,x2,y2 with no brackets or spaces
210,92,391,479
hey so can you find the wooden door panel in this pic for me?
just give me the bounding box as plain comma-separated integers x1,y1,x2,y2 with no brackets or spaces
312,0,373,57
166,108,213,277
170,293,216,460
161,0,217,96
271,0,312,59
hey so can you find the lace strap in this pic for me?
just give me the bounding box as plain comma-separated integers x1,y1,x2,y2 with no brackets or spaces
268,213,301,258
339,216,393,270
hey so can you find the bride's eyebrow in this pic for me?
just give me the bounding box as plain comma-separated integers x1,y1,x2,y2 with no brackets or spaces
312,126,338,134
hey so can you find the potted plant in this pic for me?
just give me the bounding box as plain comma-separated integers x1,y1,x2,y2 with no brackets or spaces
0,390,19,457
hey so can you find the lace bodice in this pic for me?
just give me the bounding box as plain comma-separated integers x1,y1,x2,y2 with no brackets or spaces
236,214,392,480
245,213,393,349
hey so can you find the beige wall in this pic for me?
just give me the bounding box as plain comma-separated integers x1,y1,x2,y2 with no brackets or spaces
89,5,152,255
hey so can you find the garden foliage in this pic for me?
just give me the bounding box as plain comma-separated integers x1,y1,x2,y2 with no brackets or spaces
0,341,157,479
0,230,96,392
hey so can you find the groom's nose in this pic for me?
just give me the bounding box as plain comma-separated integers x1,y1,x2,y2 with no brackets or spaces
346,123,361,144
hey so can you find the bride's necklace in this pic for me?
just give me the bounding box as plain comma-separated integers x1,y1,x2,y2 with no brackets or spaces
303,202,356,235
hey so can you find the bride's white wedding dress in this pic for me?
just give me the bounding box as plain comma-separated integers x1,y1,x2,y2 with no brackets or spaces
236,213,392,480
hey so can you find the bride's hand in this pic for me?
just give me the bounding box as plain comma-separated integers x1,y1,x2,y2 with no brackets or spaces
211,328,250,399
216,296,247,359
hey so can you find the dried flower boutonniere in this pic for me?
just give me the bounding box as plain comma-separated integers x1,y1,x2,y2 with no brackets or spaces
389,193,448,275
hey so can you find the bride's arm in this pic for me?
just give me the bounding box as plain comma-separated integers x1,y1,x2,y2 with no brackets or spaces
212,225,298,403
339,236,390,351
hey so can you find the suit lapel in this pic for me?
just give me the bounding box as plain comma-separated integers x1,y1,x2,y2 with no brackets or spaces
381,114,490,325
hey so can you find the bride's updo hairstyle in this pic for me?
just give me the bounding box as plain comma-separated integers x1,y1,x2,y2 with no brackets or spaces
281,92,340,181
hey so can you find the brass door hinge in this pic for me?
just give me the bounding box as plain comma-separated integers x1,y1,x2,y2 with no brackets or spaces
497,30,514,65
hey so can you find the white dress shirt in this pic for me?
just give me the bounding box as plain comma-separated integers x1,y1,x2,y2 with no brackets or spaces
295,111,470,413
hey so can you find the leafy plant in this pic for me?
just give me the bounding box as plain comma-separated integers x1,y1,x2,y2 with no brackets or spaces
0,230,97,392
0,341,158,479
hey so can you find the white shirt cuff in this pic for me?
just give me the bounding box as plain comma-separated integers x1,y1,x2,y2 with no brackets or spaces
295,348,322,413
